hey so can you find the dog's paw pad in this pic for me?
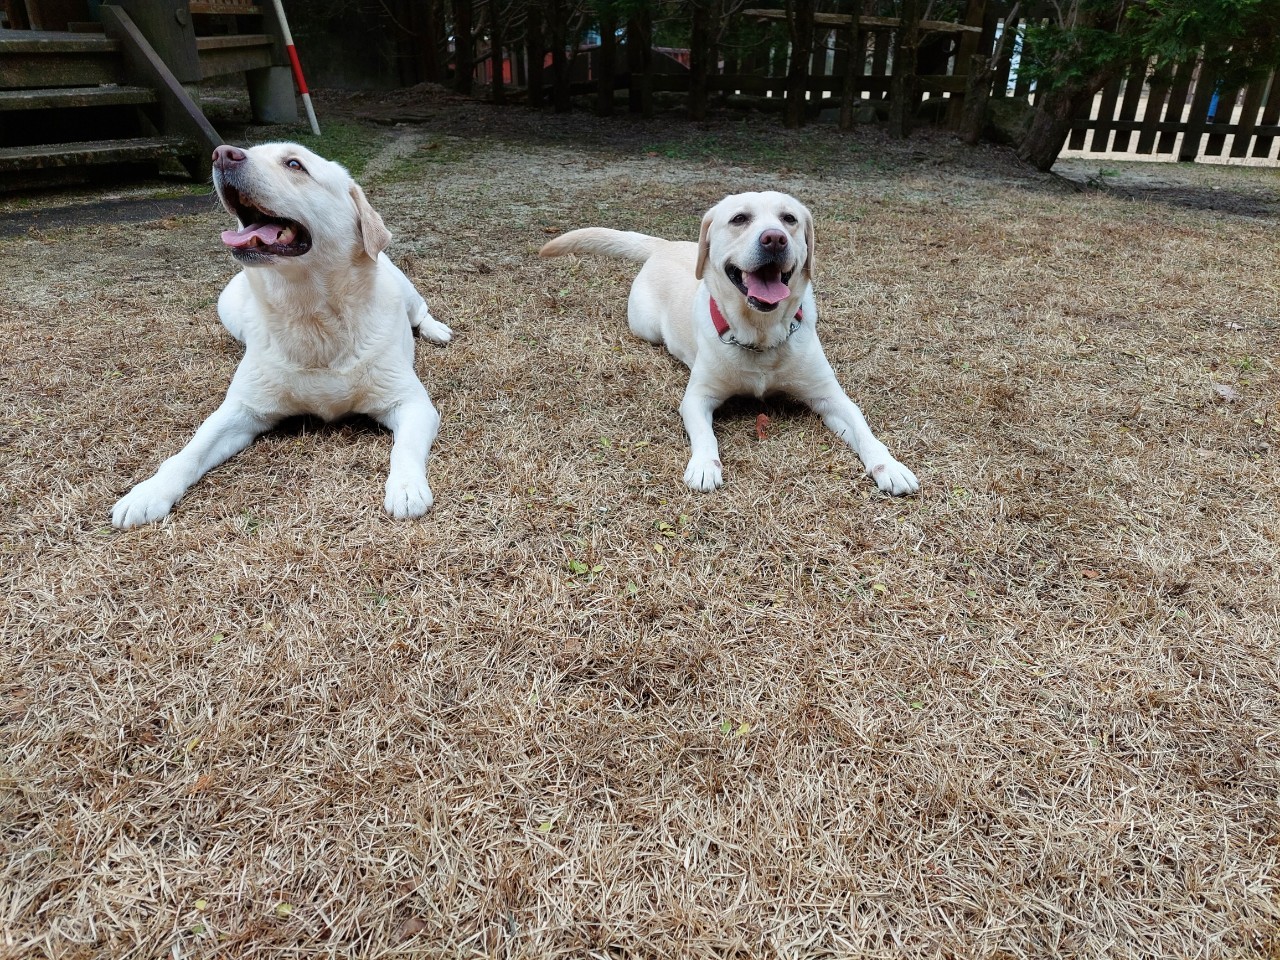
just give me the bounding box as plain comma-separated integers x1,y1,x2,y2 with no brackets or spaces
868,459,919,496
683,457,723,493
385,477,434,518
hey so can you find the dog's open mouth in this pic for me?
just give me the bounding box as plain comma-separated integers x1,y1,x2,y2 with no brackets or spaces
218,184,311,261
726,263,794,312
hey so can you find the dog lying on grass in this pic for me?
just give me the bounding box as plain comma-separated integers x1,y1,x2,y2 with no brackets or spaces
111,142,450,529
540,191,918,495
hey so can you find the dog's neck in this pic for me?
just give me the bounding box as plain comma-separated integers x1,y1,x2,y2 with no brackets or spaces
707,277,809,351
245,256,380,367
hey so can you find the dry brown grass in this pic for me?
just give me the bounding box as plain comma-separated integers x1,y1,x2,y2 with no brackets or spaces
2,89,1279,959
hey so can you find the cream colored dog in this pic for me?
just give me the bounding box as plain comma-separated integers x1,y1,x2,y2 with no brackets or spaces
540,191,918,495
111,142,450,528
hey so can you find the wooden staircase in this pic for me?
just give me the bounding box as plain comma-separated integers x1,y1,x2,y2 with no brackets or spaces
0,0,296,189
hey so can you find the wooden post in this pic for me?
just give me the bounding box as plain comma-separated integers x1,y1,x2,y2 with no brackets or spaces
838,20,862,130
1134,61,1172,154
1250,69,1280,158
1228,75,1267,158
1087,75,1122,152
98,4,219,178
1156,61,1193,154
111,0,200,83
783,0,815,128
1109,60,1147,152
947,0,987,127
888,0,921,137
1203,82,1241,156
1178,67,1217,161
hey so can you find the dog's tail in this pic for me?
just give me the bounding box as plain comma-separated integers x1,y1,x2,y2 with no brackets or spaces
539,228,665,263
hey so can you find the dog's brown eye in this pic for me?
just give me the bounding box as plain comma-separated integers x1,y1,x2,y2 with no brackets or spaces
781,213,798,225
286,158,306,173
729,213,750,226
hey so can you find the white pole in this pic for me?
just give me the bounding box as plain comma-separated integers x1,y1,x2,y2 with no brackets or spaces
269,0,321,136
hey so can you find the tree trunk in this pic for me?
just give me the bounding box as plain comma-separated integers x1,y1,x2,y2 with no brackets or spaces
958,54,993,144
596,3,616,116
689,2,711,121
489,0,506,104
888,0,920,138
627,7,653,117
548,0,572,113
784,0,816,129
1017,55,1127,170
453,0,474,95
427,0,448,83
526,2,544,107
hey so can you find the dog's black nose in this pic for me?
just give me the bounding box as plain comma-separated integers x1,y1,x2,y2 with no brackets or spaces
212,144,246,168
759,228,788,251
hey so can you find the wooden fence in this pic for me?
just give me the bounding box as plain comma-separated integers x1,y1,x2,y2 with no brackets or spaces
402,0,1280,164
985,6,1280,161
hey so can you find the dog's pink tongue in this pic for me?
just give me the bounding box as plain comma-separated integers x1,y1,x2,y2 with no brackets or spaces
221,223,284,248
745,268,790,306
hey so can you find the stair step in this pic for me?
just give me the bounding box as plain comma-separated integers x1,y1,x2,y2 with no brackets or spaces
196,32,275,77
0,85,157,112
0,31,126,86
0,32,120,53
194,33,273,50
189,2,264,13
0,136,196,173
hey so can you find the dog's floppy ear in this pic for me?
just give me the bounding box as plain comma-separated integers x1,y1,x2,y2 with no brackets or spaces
695,208,714,281
801,203,816,277
350,183,391,261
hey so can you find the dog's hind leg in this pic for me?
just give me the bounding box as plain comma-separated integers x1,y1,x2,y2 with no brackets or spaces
409,298,452,345
384,255,451,344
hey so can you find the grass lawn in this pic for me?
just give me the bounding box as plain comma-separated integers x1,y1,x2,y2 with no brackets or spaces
2,88,1278,958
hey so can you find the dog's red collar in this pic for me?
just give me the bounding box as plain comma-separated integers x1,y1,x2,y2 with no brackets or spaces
709,296,803,352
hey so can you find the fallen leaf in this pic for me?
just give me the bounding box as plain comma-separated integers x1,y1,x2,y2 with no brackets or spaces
397,918,427,940
1081,569,1101,579
188,774,214,794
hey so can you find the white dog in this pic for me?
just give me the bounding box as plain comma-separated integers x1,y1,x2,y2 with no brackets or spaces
540,191,918,495
111,142,450,528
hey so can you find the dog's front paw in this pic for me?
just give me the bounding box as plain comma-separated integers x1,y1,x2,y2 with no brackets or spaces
866,456,919,496
414,309,452,345
111,478,180,528
385,474,434,518
683,457,724,492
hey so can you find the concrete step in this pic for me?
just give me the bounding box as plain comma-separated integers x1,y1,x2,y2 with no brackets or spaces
0,31,127,87
0,136,196,173
0,84,157,112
